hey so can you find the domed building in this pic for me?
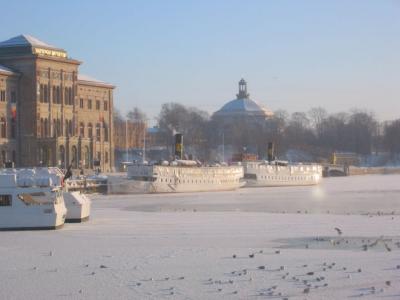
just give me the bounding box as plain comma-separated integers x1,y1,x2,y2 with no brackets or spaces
211,79,274,159
213,79,273,122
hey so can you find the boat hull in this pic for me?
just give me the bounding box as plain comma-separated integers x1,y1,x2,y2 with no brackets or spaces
0,201,67,231
63,192,91,223
108,165,244,194
243,162,323,187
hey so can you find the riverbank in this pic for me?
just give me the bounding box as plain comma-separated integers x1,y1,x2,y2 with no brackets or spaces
349,166,400,176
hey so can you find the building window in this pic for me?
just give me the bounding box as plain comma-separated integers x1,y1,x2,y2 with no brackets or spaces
97,152,101,161
80,98,84,108
69,87,73,105
56,119,61,136
57,86,61,104
0,195,11,206
65,87,69,105
10,118,16,138
44,118,49,137
88,123,93,138
52,86,56,103
65,120,73,136
103,123,108,142
40,85,44,103
88,99,92,109
44,85,48,103
104,101,108,111
65,87,73,105
96,100,100,110
11,91,16,103
0,90,5,102
12,150,16,163
96,123,101,141
105,151,109,163
79,122,85,137
0,117,6,138
40,118,44,137
52,119,56,137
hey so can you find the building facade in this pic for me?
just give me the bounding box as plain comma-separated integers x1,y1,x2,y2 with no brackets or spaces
0,34,115,171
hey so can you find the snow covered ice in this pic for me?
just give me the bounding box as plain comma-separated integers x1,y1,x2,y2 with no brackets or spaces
1,174,400,299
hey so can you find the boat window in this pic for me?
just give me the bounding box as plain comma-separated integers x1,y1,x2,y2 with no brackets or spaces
18,192,51,206
0,194,12,206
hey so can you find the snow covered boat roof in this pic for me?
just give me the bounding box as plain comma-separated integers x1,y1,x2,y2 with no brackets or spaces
0,168,63,188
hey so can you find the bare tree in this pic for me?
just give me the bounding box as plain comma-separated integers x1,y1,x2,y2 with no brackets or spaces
127,107,146,122
383,119,400,156
308,107,327,138
157,102,210,160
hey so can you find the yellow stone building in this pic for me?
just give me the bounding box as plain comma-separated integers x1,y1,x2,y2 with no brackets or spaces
0,34,115,171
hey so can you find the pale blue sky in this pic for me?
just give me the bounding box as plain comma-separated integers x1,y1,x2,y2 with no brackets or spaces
0,0,399,121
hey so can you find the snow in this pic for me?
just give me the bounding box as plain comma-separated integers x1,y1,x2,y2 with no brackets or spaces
214,98,273,117
0,34,58,49
78,74,113,87
1,174,400,299
0,64,17,75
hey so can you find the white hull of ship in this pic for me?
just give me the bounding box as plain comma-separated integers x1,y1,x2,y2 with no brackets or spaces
243,162,322,187
63,192,91,223
0,195,66,231
0,168,69,230
246,177,320,187
108,177,245,194
108,165,244,194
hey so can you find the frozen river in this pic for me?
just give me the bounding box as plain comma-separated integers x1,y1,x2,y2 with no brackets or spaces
102,174,400,215
1,174,399,300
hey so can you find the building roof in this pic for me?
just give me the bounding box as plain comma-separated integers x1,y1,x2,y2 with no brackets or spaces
0,64,18,76
0,34,63,51
215,98,273,117
213,79,273,118
77,74,114,88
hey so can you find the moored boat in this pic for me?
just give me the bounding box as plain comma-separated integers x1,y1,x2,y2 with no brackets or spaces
45,168,91,222
62,191,91,222
0,169,66,230
241,142,323,187
243,161,322,187
108,134,244,194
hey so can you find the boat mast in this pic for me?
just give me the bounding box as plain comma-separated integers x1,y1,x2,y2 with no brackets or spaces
143,120,146,162
125,119,129,162
222,131,225,163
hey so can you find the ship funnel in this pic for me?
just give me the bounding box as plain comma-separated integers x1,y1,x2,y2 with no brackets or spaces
174,133,183,159
267,142,274,162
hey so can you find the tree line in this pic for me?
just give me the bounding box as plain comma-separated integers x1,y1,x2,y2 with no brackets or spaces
115,103,400,163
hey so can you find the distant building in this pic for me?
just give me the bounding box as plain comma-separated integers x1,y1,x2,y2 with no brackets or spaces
213,78,273,124
0,34,115,171
211,79,274,157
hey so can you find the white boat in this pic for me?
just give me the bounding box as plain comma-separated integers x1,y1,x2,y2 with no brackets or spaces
243,161,323,187
108,161,244,194
0,169,66,230
62,191,91,222
44,168,91,223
